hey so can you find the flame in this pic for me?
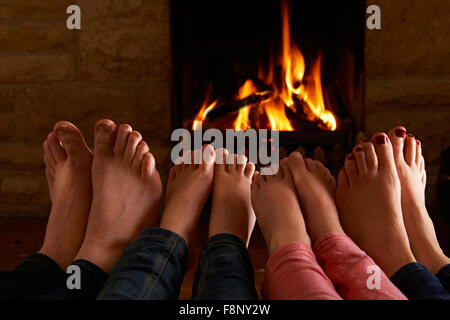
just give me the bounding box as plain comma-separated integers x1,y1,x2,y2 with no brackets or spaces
297,54,337,130
279,0,336,130
191,0,337,132
234,80,257,131
280,0,305,109
192,94,218,130
264,97,294,131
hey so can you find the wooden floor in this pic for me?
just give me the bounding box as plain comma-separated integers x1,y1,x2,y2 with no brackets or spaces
0,217,268,299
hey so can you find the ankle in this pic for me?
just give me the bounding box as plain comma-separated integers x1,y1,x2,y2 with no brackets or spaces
75,241,125,274
38,246,70,270
416,249,450,274
267,233,311,256
375,249,416,278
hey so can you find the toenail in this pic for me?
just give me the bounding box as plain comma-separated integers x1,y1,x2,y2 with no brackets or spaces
55,125,70,137
355,146,364,152
394,128,406,138
416,140,421,146
347,154,354,160
97,123,112,133
373,135,387,144
407,134,414,138
290,152,302,159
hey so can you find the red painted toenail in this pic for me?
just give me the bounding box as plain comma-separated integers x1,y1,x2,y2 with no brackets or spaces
416,140,421,146
373,135,387,144
395,128,406,138
407,134,414,138
355,146,364,152
347,154,354,160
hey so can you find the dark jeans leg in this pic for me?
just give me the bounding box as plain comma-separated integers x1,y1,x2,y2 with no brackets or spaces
32,259,108,300
0,253,63,300
97,227,189,300
436,264,450,293
192,233,258,300
390,262,450,300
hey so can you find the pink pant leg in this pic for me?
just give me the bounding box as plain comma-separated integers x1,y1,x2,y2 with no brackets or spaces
262,242,342,300
313,232,407,300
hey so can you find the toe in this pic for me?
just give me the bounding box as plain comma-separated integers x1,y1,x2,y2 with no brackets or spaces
94,119,117,158
54,121,91,161
141,152,156,180
403,134,416,165
252,170,260,183
254,174,265,188
47,132,67,162
124,131,142,165
132,141,149,173
278,158,290,179
286,151,306,185
337,168,349,192
215,148,229,172
114,124,132,157
344,154,358,184
43,140,56,167
316,160,330,178
304,158,316,172
245,162,256,179
353,144,368,174
200,144,215,172
371,132,396,171
287,151,306,171
415,139,422,166
388,126,407,164
226,154,238,172
237,154,248,173
361,140,378,171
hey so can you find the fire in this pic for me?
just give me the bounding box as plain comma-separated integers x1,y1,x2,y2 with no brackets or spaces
192,0,337,132
234,80,258,131
192,93,218,131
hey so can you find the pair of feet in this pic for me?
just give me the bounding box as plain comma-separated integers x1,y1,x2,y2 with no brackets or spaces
252,126,449,277
40,120,162,273
40,120,256,273
338,127,448,276
160,148,256,253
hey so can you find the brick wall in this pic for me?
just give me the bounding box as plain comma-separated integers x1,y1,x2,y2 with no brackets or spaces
365,0,450,212
0,0,172,217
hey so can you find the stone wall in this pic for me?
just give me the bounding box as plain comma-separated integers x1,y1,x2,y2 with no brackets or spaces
0,0,172,217
0,0,449,216
365,0,450,212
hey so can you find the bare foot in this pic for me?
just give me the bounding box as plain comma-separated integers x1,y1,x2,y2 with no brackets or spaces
39,121,92,269
159,145,216,248
76,120,162,273
388,127,450,274
209,150,256,247
336,133,416,277
251,158,311,255
286,152,344,243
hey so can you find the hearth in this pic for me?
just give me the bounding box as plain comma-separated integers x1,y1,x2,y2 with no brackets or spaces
171,0,366,173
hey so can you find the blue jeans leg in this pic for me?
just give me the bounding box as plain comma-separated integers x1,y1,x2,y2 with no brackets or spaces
390,262,450,300
98,227,189,300
192,233,258,300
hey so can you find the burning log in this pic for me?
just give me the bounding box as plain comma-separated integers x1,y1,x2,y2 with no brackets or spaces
206,92,272,121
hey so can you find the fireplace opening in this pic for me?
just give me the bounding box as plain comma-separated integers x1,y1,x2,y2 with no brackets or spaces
171,0,365,172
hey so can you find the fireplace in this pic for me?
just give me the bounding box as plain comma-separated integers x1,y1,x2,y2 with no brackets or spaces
171,0,366,173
